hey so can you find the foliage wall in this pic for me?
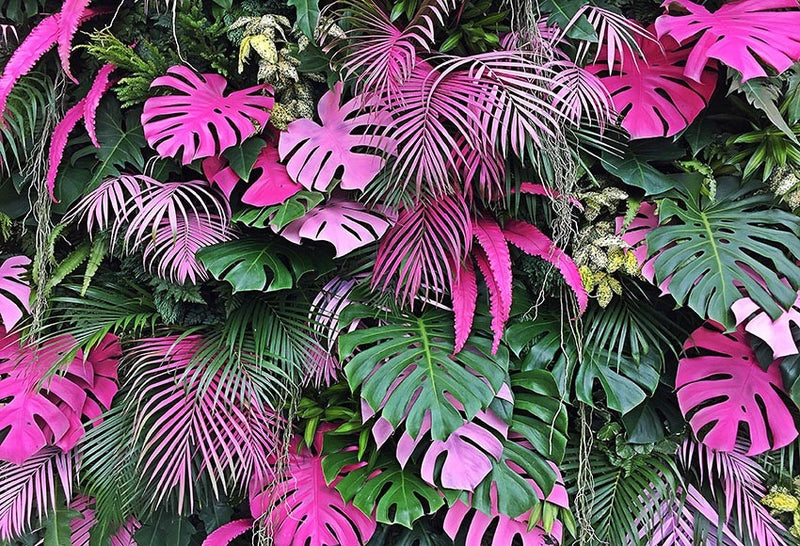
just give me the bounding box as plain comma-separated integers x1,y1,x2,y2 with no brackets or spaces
4,0,800,544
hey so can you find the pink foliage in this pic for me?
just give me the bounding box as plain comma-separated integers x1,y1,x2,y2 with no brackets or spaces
615,201,659,284
84,64,117,147
656,0,800,82
142,66,274,164
0,330,121,464
46,99,86,201
241,141,302,206
278,82,395,192
676,321,798,455
256,432,376,546
0,256,31,330
69,496,139,546
277,196,392,257
202,519,254,545
57,0,92,82
452,259,478,354
202,156,240,200
585,28,717,139
733,288,800,359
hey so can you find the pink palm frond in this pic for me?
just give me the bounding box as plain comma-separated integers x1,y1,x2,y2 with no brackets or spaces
0,447,73,541
65,175,147,234
550,64,613,130
373,194,472,306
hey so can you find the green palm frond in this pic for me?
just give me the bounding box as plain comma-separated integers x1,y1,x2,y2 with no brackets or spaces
0,72,55,172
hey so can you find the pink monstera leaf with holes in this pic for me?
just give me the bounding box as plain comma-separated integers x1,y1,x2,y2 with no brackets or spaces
142,66,274,164
733,286,800,359
278,82,396,192
277,196,393,257
656,0,800,83
0,330,121,464
676,321,798,455
0,256,30,330
585,27,717,139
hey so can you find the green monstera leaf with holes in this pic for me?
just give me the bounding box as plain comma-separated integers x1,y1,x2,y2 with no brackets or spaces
338,306,509,441
648,176,800,328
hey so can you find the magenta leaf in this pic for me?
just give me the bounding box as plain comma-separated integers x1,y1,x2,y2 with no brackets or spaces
0,330,120,464
278,197,392,257
84,64,117,147
69,496,139,546
503,219,587,313
57,0,92,83
201,519,253,546
202,157,240,200
46,98,86,202
0,256,30,330
452,260,477,354
473,217,513,328
733,289,800,358
656,0,800,82
676,321,798,455
421,420,504,491
0,14,60,123
473,245,508,354
278,82,395,192
260,433,376,546
142,66,274,164
241,141,302,207
585,28,717,139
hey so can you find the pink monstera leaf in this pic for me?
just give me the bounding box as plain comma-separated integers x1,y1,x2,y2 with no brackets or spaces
585,28,717,139
257,432,376,546
277,197,393,257
202,156,240,200
142,66,274,164
278,82,396,192
241,141,302,207
0,330,121,464
656,0,800,82
676,321,798,455
0,256,30,330
733,288,800,359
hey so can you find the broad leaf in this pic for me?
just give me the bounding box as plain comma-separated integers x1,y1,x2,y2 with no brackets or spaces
676,321,798,455
277,197,392,257
288,0,319,38
221,136,265,180
234,191,324,230
733,288,800,359
0,255,30,329
656,0,800,82
197,237,325,293
601,150,684,195
142,66,274,164
241,140,302,207
339,307,509,440
586,29,717,139
278,82,395,192
648,176,800,328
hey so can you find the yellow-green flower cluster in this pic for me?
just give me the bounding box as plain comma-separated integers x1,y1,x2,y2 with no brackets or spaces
574,221,640,308
762,483,800,537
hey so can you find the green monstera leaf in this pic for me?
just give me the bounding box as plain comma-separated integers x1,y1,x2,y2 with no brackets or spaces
197,237,331,292
648,176,800,328
339,306,509,441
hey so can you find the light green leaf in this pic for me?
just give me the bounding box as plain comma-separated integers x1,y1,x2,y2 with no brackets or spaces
288,0,320,38
42,505,80,546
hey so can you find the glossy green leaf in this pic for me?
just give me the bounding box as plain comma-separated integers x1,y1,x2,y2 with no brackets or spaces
288,0,320,38
222,137,265,180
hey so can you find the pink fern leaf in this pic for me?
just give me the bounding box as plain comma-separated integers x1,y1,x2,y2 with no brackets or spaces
84,63,117,147
0,447,73,541
517,182,583,209
452,259,478,354
656,0,800,82
278,196,392,257
202,519,254,545
473,217,513,322
473,245,507,353
0,14,60,124
503,219,588,313
142,213,232,285
0,255,31,330
241,141,301,206
278,82,395,192
676,321,798,455
142,66,274,164
260,433,376,546
585,28,718,139
57,0,92,83
46,98,86,202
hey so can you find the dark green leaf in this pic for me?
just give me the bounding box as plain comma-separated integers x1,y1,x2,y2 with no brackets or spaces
42,505,80,546
288,0,320,38
601,150,685,195
222,137,265,180
133,512,196,546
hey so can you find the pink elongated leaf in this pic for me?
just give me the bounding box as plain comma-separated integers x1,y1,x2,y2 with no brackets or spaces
0,255,31,330
732,289,800,358
142,213,232,285
260,433,376,546
421,420,504,491
0,447,73,541
278,82,395,192
0,14,59,123
656,0,800,82
503,219,588,313
0,331,121,464
550,64,612,130
278,197,391,257
241,142,301,206
453,136,505,202
142,66,274,164
84,64,117,147
676,321,798,455
585,29,717,139
517,182,583,209
46,98,86,202
452,259,477,354
57,0,92,83
65,174,146,234
373,194,473,305
474,245,507,354
202,156,240,200
202,519,253,546
473,217,513,323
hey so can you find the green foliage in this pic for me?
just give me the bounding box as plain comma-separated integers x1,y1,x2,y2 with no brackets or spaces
234,191,324,230
132,511,197,546
222,136,266,179
288,0,320,38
